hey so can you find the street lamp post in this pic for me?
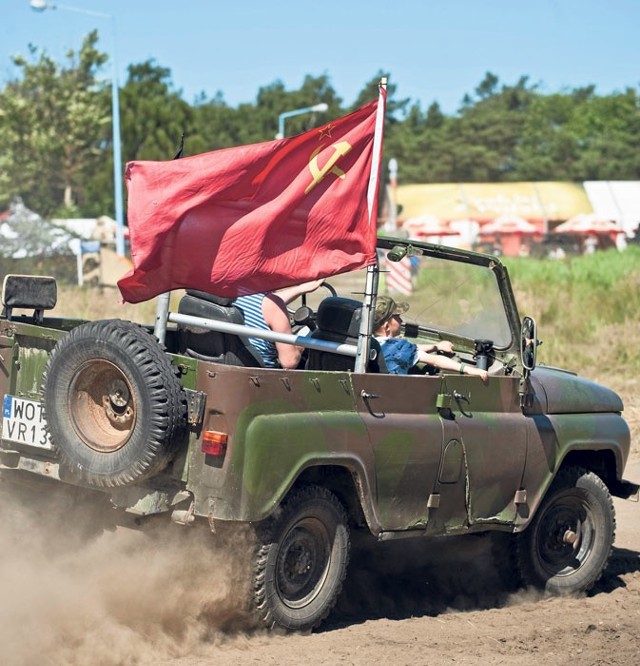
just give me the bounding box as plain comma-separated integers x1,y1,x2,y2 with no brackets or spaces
276,103,329,140
30,0,126,257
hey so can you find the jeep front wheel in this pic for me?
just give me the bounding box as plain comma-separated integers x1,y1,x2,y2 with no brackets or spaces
517,466,615,594
252,485,350,632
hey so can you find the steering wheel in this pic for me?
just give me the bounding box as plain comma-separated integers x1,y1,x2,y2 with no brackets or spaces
411,347,460,376
289,281,337,330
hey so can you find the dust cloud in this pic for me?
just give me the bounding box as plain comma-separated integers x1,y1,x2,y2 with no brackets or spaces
0,476,564,665
0,478,256,666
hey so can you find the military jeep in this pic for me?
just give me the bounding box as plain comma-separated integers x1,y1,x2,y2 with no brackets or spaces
0,236,637,632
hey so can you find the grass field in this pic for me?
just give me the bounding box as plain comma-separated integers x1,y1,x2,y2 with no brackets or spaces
503,246,640,373
504,247,640,453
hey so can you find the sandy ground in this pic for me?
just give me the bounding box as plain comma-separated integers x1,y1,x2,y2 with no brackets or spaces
0,462,637,666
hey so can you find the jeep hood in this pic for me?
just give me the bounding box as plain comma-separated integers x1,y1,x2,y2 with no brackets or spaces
530,366,624,414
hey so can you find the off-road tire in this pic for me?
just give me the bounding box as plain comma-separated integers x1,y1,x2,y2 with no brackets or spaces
252,484,350,632
43,319,186,488
516,466,615,594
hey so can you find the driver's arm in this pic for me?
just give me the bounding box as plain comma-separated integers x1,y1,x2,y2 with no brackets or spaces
262,293,304,369
273,279,324,306
417,350,488,381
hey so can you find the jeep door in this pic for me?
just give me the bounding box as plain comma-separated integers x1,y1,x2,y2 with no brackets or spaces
350,370,527,534
349,372,448,531
433,372,527,530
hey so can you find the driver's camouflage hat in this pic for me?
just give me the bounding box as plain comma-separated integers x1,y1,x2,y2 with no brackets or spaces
374,296,409,328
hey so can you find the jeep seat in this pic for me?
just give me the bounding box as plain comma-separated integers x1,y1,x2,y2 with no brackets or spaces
177,290,265,367
305,296,386,373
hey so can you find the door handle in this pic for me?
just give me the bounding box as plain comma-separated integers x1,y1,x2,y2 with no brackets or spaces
437,391,473,418
360,389,384,418
452,390,473,418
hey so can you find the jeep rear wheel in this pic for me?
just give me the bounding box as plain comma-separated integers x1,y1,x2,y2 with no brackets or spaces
517,466,615,594
252,485,350,632
43,319,186,488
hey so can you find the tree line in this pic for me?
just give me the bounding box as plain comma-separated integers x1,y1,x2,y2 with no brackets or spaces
1,31,639,221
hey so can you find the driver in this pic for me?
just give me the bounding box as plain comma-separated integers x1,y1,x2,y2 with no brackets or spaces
374,296,489,380
235,280,323,369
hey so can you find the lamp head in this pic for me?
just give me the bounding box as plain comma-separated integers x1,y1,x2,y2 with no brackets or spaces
387,244,418,263
30,0,52,11
387,245,407,262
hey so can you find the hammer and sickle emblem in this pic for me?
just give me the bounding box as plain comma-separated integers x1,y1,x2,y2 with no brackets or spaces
305,141,352,194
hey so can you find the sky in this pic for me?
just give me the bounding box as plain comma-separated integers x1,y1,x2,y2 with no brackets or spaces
1,0,639,114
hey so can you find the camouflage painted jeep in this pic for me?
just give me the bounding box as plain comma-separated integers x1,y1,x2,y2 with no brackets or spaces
0,236,637,632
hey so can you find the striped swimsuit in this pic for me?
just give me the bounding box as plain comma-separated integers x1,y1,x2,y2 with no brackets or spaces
235,293,279,367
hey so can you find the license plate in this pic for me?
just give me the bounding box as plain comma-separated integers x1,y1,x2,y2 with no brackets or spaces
2,395,53,450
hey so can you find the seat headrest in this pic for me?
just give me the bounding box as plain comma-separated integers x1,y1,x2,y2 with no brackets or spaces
315,297,362,337
178,291,243,324
2,274,57,310
185,290,233,306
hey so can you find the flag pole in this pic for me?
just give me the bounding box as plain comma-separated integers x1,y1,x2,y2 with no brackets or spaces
354,77,387,373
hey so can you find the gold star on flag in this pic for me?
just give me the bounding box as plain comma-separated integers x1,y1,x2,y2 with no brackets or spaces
319,124,335,140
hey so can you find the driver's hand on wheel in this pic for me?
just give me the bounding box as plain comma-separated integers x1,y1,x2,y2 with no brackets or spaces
419,340,454,355
434,340,454,354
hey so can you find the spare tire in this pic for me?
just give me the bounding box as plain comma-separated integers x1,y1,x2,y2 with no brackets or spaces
43,319,186,488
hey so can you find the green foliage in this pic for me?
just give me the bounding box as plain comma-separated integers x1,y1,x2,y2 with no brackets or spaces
515,87,640,181
502,247,640,372
120,59,193,162
0,32,110,216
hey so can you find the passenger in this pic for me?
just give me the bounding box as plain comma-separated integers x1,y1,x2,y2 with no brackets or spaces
373,296,489,380
235,280,323,369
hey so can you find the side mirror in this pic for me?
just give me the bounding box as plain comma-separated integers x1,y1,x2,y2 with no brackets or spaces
521,316,539,372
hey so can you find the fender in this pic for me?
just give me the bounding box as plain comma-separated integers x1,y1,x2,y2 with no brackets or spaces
516,411,631,530
199,409,383,526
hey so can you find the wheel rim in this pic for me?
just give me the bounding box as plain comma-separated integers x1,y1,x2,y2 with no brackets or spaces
535,493,594,577
68,359,137,452
276,517,332,609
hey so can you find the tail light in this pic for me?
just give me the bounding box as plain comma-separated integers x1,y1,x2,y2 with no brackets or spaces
202,430,228,457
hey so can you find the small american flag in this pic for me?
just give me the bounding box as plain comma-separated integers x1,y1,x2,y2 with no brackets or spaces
386,256,413,295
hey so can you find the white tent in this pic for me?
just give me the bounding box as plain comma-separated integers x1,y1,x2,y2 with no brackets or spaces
583,181,640,238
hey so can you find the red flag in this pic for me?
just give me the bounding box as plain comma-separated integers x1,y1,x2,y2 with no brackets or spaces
118,91,386,303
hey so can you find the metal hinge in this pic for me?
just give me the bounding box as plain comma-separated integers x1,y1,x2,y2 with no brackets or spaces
514,489,527,505
184,388,206,426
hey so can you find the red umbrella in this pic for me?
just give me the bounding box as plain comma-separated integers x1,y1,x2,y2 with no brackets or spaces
480,214,538,235
402,215,459,238
553,214,622,235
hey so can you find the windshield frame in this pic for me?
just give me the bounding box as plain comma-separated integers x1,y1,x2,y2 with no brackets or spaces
373,237,521,354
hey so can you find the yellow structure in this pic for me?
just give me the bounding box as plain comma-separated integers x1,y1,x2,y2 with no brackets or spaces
396,182,593,227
